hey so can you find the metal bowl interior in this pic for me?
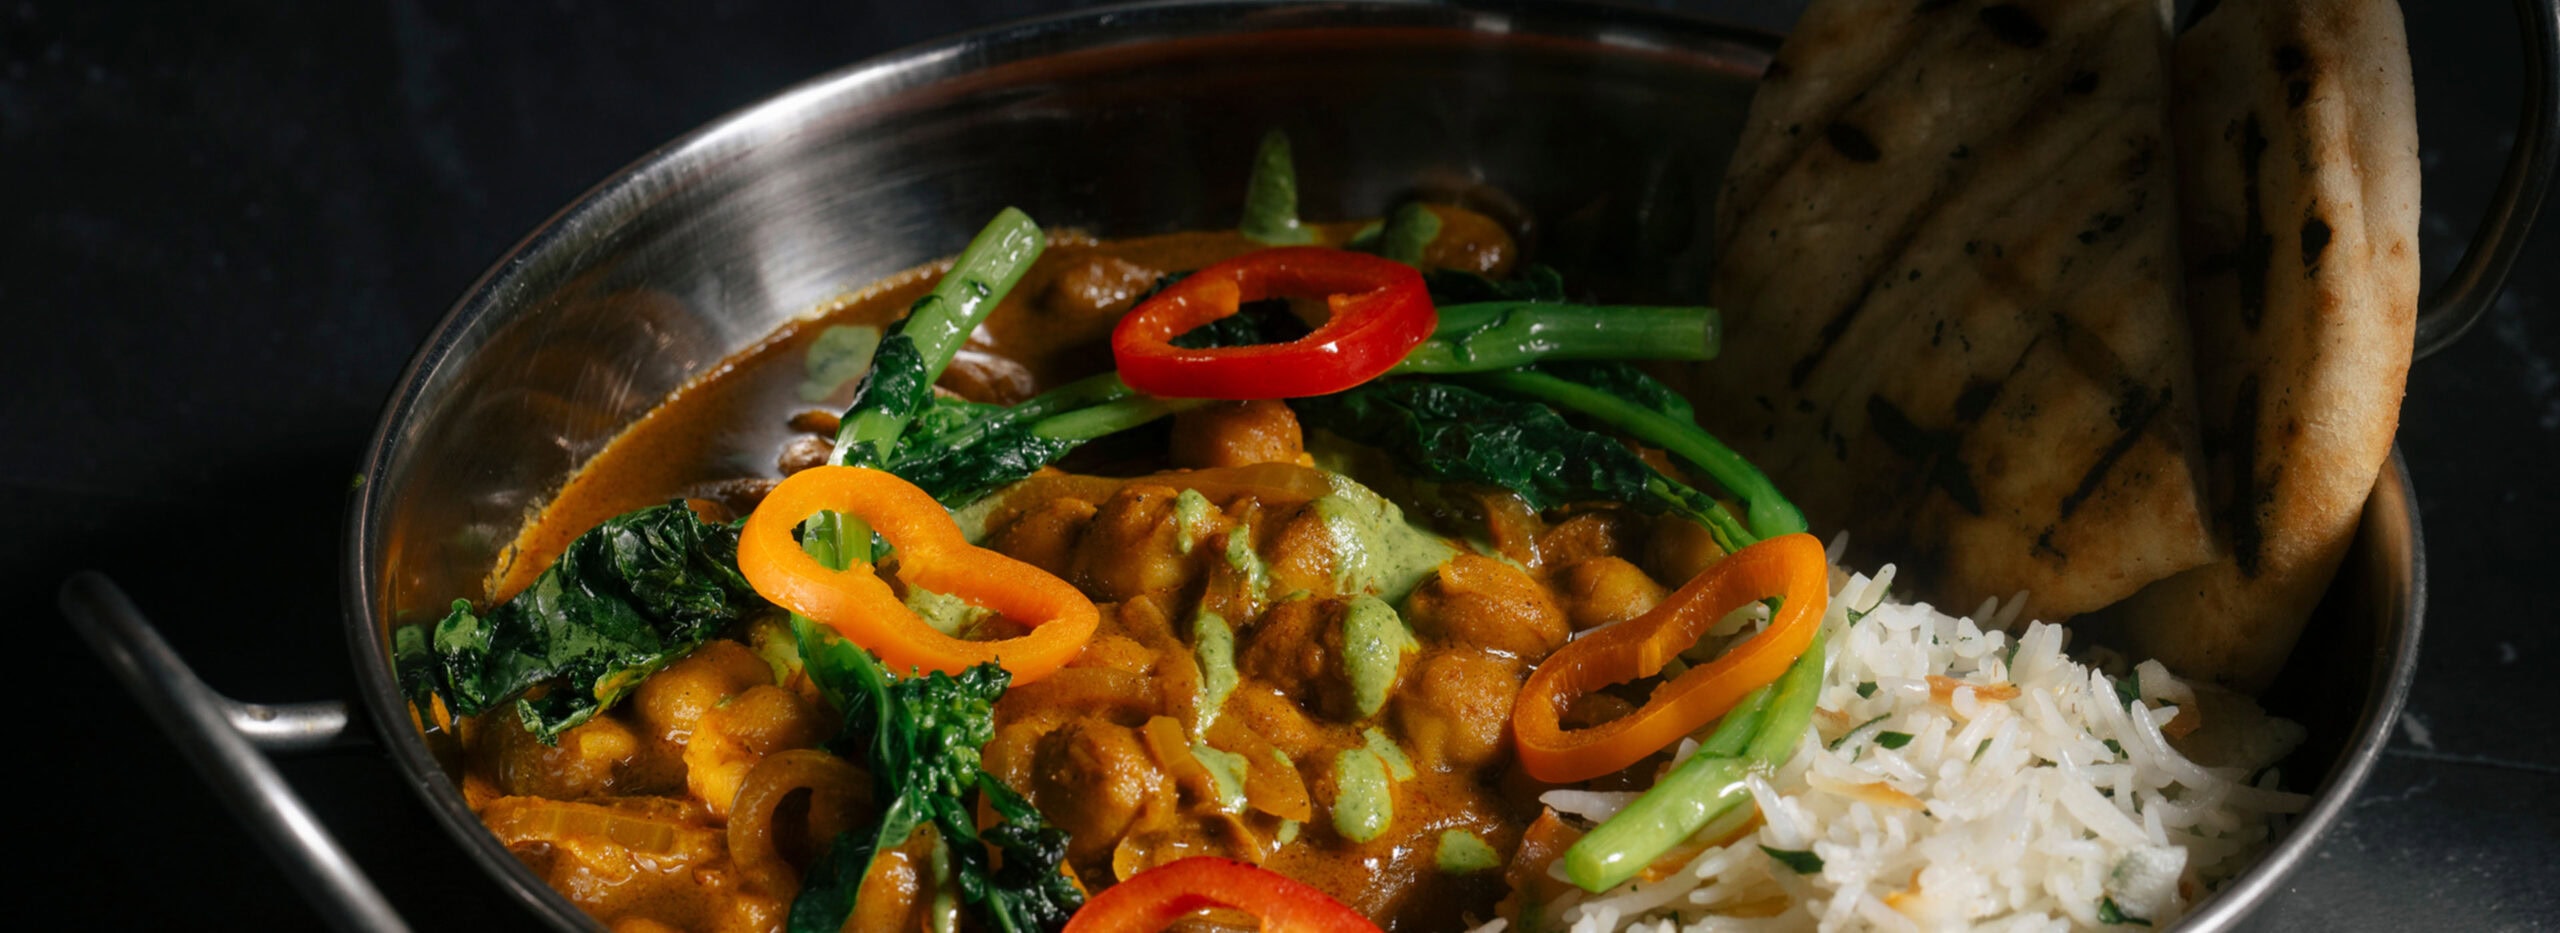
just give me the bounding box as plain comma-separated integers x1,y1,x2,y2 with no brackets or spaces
344,1,2423,928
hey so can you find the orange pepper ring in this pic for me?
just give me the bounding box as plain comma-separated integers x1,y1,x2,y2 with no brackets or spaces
1513,533,1829,784
737,465,1099,684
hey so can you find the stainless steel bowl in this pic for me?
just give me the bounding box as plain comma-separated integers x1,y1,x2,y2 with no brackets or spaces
61,0,2556,929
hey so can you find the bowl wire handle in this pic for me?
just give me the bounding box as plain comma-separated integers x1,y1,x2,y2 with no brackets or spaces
2416,0,2560,358
60,572,411,933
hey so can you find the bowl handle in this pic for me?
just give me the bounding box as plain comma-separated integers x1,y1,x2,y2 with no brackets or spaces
2416,0,2560,358
60,572,412,933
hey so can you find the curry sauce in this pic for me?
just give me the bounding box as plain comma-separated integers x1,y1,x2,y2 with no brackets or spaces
455,208,1728,931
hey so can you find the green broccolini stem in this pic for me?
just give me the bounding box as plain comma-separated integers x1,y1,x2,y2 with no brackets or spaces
1469,369,1805,542
1030,394,1207,442
1555,682,1772,892
1009,371,1139,421
1396,302,1718,374
928,372,1139,454
1696,681,1780,759
1372,202,1441,264
1239,130,1317,246
835,207,1047,465
1743,627,1831,767
1561,631,1831,893
1642,475,1756,556
1565,757,1752,892
823,209,1044,563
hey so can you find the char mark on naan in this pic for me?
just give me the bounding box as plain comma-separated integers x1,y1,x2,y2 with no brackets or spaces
1691,0,2214,622
2103,0,2418,692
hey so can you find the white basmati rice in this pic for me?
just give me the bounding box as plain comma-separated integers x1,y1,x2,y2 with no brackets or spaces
1510,564,2308,932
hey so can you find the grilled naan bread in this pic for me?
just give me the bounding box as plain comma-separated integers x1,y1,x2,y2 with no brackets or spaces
2104,0,2418,691
1695,0,2215,621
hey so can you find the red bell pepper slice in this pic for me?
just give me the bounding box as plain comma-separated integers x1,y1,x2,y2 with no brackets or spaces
1060,857,1380,933
1111,247,1435,399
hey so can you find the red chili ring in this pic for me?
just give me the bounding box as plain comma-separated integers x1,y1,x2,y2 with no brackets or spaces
1110,246,1436,399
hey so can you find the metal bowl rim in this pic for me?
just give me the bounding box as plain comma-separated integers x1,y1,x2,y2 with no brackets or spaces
338,1,2430,928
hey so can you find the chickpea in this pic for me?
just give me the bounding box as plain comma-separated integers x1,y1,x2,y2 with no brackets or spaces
1262,503,1339,599
1237,598,1330,705
1536,509,1642,567
629,640,773,744
987,495,1098,579
1043,255,1161,322
1558,556,1669,631
775,434,832,475
1402,554,1568,661
941,347,1041,404
1395,649,1524,773
1647,516,1727,586
488,714,643,799
1169,399,1307,469
1235,596,1411,724
849,832,936,933
1031,718,1177,867
1228,684,1329,760
1071,484,1198,602
1417,204,1518,276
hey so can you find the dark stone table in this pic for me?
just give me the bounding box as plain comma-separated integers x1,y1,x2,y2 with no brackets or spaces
8,1,2550,929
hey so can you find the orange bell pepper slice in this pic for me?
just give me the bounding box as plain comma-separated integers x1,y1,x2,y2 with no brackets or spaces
1512,533,1828,784
737,465,1099,684
1061,857,1379,933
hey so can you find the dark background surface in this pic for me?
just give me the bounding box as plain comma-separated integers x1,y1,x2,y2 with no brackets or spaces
8,0,2554,930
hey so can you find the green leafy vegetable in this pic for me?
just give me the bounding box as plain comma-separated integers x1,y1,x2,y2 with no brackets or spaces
2098,897,2153,926
2115,668,2144,708
1239,130,1316,246
1760,846,1825,874
1828,715,1891,752
879,373,1200,506
834,208,1046,468
1291,379,1756,551
787,618,1079,933
1876,731,1915,750
391,624,440,730
1167,299,1306,349
1424,265,1567,304
421,503,767,741
1856,681,1879,699
1461,368,1804,543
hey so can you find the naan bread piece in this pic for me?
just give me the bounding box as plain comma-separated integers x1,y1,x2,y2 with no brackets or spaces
2104,0,2418,692
1693,0,2215,621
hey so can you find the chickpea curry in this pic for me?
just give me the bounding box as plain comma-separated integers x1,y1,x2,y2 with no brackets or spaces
401,133,1827,932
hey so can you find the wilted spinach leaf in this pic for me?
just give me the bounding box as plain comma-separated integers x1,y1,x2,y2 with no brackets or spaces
787,619,1079,933
423,502,766,741
1292,379,1746,545
1424,264,1567,305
